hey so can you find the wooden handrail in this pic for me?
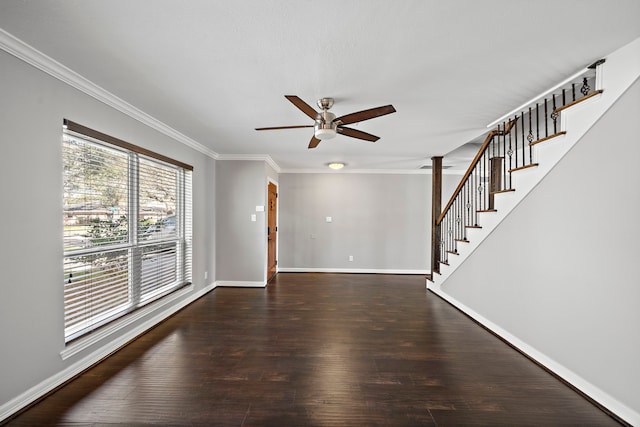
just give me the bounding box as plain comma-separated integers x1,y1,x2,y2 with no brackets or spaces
436,118,518,225
432,71,603,269
552,90,603,115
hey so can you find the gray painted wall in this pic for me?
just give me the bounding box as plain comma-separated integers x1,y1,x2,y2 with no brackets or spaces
278,173,431,271
0,50,215,407
215,160,268,283
441,79,640,415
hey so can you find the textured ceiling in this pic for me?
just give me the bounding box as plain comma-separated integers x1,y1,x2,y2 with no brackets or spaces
1,0,639,172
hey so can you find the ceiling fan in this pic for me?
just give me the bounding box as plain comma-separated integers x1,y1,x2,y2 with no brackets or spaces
255,96,396,149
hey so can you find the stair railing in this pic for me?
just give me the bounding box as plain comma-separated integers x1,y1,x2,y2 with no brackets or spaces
432,62,604,271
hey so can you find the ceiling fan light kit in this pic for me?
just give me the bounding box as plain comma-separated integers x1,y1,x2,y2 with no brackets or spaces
315,127,337,140
256,96,395,149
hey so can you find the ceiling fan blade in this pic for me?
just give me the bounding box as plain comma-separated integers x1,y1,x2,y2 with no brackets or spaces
255,125,314,131
308,136,321,149
337,126,380,142
285,95,318,120
336,105,396,125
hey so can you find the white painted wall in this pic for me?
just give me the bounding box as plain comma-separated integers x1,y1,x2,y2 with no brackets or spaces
440,78,640,423
277,173,431,273
0,49,216,417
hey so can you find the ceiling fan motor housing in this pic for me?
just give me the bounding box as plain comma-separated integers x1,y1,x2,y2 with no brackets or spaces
315,110,337,140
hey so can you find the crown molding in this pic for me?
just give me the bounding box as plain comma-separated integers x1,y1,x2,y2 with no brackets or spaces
279,168,433,175
0,28,218,159
217,154,281,173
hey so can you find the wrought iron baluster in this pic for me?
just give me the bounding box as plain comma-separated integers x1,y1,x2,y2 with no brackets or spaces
442,215,447,263
458,196,462,244
551,94,558,134
453,197,460,246
503,124,507,190
448,212,453,261
536,103,540,141
449,212,454,254
480,154,484,215
477,155,482,214
504,120,512,188
465,182,470,238
440,222,449,264
474,165,479,225
581,77,591,96
481,143,487,212
444,214,449,263
458,195,462,243
526,107,533,164
544,98,548,138
448,215,452,258
477,158,482,215
520,112,525,167
572,83,576,102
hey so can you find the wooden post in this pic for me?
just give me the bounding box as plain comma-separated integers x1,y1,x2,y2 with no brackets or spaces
431,156,443,276
489,156,503,210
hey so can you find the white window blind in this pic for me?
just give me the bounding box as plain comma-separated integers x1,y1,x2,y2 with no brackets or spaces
62,120,192,342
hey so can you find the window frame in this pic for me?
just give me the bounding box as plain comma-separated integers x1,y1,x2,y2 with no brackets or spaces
62,120,192,343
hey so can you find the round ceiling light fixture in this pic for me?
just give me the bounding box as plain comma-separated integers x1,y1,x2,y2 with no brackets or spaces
327,162,345,170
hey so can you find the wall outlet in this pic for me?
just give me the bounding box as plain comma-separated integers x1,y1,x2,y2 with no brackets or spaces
204,271,208,280
348,255,354,262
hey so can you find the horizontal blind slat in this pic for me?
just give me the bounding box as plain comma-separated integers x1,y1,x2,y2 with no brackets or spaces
63,122,192,341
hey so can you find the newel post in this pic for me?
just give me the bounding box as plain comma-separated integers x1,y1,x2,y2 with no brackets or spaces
431,156,443,276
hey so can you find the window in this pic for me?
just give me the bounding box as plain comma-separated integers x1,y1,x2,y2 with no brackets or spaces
62,120,192,342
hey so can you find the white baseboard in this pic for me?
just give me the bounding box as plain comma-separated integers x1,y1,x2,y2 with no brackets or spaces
278,267,430,275
215,280,266,287
427,284,640,426
0,283,216,424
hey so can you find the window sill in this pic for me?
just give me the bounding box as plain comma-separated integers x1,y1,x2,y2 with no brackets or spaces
60,283,193,360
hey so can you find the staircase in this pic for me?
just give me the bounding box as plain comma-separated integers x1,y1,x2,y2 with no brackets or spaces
424,36,640,426
428,61,607,290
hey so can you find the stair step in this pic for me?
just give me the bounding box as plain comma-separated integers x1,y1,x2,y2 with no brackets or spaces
455,238,469,243
529,131,566,146
509,163,539,173
477,209,497,213
447,250,459,255
491,188,515,195
465,225,482,229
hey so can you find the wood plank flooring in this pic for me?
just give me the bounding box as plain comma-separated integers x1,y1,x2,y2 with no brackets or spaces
5,273,621,426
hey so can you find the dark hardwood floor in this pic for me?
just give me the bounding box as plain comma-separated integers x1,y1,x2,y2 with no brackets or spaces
5,273,621,426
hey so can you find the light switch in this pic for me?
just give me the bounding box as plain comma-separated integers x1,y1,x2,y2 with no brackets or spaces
256,205,264,212
325,216,332,223
251,214,257,222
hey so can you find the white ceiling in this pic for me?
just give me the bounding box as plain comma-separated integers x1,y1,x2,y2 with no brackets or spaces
1,0,639,172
